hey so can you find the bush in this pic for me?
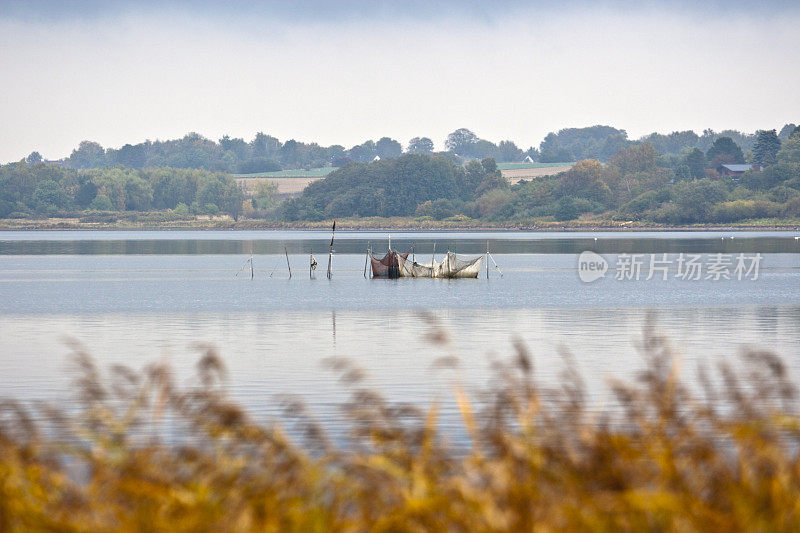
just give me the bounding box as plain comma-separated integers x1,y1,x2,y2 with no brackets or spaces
618,189,669,219
89,194,114,211
236,157,281,174
416,198,459,220
553,197,579,221
768,185,799,203
784,196,800,217
647,202,687,224
709,200,782,222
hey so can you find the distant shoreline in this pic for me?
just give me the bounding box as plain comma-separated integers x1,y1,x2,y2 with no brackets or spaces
1,218,798,232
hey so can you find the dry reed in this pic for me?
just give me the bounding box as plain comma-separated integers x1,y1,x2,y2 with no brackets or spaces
1,324,799,532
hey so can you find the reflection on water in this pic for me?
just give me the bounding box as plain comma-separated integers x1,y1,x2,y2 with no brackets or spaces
2,230,800,254
1,308,799,430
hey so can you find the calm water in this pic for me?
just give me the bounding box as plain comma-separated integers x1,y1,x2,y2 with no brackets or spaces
1,230,799,435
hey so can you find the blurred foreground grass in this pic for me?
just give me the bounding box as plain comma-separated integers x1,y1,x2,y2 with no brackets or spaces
2,325,800,531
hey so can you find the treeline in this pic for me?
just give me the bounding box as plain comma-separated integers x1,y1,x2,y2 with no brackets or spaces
282,155,507,221
284,129,800,223
52,131,534,173
4,123,800,225
20,123,798,174
537,123,799,163
479,130,800,224
0,164,244,219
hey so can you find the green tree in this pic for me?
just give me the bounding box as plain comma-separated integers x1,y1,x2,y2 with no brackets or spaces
684,148,707,180
776,136,800,165
672,179,728,222
607,143,658,175
406,137,434,154
556,159,611,206
89,194,114,211
68,141,106,169
375,137,402,160
26,152,43,164
347,141,377,162
219,136,249,160
445,128,478,155
31,180,68,214
752,129,781,166
250,132,280,159
123,174,153,210
253,181,278,210
539,125,629,162
778,123,797,141
554,197,579,221
706,137,745,167
497,140,523,162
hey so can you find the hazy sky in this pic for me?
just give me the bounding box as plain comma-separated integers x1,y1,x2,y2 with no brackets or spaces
1,0,798,162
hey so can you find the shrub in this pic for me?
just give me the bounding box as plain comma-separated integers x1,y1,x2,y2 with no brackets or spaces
709,200,782,222
554,196,579,221
768,185,799,203
89,194,114,211
236,157,281,174
784,196,800,217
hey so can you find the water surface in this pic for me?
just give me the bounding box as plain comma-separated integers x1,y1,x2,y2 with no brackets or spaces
1,230,798,436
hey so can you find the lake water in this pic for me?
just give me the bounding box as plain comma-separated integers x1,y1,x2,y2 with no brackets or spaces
1,230,799,437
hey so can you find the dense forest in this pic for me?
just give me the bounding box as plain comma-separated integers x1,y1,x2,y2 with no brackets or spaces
2,124,799,225
282,155,506,221
0,165,244,219
284,127,800,223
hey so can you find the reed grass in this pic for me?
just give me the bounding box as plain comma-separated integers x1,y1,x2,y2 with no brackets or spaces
1,325,799,531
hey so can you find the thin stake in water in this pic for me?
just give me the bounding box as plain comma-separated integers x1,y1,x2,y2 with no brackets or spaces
326,220,336,279
363,241,370,278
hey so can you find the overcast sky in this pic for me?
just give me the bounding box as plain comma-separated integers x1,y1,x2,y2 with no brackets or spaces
1,0,798,162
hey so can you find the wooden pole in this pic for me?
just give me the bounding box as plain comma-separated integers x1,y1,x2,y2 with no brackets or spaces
284,246,292,279
363,245,369,278
489,252,504,278
309,248,313,279
431,243,436,278
250,255,254,280
486,241,489,279
326,220,336,279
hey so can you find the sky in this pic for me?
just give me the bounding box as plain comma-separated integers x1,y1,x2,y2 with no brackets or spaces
1,0,799,163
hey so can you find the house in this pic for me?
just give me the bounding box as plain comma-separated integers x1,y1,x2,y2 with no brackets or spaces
524,155,535,163
717,163,760,178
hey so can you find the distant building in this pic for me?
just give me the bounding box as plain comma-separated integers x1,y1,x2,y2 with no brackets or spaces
372,155,381,162
524,155,534,163
717,163,760,178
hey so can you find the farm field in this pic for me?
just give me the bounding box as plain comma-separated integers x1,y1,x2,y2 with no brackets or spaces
500,162,573,183
236,163,573,195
